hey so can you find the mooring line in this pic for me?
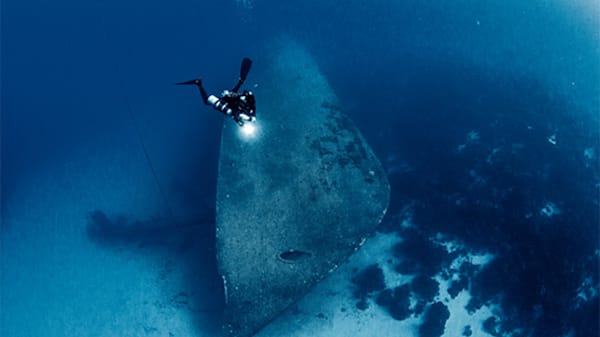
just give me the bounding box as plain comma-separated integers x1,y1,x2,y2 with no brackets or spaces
125,100,176,220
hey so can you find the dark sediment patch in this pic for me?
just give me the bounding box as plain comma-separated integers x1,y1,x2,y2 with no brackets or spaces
351,264,386,297
392,227,453,278
411,275,438,302
418,301,450,337
351,264,386,311
375,284,412,321
372,59,599,337
482,316,500,336
447,276,469,298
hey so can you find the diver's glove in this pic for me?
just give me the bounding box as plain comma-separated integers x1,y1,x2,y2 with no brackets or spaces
232,115,244,126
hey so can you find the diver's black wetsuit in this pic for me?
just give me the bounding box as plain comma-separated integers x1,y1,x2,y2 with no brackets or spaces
177,58,256,126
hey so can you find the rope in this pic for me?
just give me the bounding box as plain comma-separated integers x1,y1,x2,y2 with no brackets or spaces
126,100,176,220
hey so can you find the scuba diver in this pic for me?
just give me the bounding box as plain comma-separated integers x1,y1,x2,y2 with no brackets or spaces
176,58,256,126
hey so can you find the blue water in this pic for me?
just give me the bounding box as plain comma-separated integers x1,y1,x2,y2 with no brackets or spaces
2,1,599,337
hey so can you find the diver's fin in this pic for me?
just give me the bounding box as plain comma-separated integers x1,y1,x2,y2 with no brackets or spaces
232,58,252,92
175,79,202,86
176,78,210,105
240,58,252,81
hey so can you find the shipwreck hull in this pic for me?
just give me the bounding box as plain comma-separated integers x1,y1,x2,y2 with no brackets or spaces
216,37,390,337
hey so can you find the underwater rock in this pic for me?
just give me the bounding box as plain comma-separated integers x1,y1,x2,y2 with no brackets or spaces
215,37,390,337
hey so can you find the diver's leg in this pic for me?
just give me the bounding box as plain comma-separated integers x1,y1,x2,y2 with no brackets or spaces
197,81,211,105
231,58,252,92
175,79,211,105
231,78,244,93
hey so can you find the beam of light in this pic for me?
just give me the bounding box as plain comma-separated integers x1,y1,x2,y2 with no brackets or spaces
239,121,258,140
